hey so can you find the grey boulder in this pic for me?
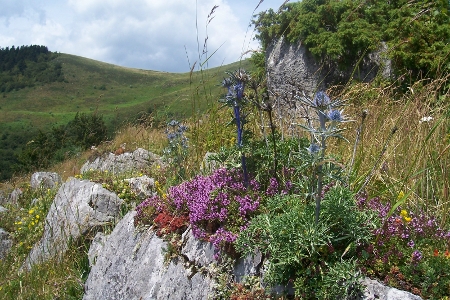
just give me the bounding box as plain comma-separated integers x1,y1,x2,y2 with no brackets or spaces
81,148,164,175
0,228,13,260
30,172,62,190
22,178,123,269
84,211,213,300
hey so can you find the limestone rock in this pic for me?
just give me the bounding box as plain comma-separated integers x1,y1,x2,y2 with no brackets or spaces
81,148,164,175
124,175,156,200
233,250,263,283
0,191,5,205
22,178,123,269
87,231,108,266
0,205,7,214
0,228,13,260
30,172,62,190
7,188,22,205
267,37,323,98
360,278,423,300
200,152,222,175
83,211,213,300
181,226,215,268
266,37,391,97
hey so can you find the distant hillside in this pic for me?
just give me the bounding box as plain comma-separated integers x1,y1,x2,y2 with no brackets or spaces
0,52,251,181
0,45,64,92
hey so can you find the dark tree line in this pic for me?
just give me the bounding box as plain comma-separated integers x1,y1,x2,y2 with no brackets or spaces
13,112,108,175
0,45,64,92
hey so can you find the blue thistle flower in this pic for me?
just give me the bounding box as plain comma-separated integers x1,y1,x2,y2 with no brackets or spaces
221,78,233,88
307,143,320,154
167,132,177,140
168,120,179,127
177,125,188,133
234,82,244,100
327,109,344,122
313,91,331,108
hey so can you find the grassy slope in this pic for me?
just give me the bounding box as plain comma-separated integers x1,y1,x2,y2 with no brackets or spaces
0,53,250,130
0,53,251,180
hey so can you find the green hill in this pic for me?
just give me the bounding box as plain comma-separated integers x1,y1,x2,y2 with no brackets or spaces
0,52,251,181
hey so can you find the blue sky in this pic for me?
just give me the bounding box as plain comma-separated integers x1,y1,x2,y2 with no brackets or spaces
0,0,290,72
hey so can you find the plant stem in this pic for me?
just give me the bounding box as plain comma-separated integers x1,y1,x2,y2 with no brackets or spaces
315,111,327,224
267,108,278,179
234,103,248,187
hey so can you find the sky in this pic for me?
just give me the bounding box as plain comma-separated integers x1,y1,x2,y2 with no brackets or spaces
0,0,290,73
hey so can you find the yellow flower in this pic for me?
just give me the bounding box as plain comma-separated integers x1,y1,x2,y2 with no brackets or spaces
35,215,40,219
400,210,408,217
398,191,405,200
28,209,34,215
18,227,22,230
404,216,412,222
156,165,161,169
31,221,35,226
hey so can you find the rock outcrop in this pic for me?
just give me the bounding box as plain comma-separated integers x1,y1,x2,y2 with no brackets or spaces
266,37,391,97
125,175,156,200
84,211,214,300
30,172,62,190
22,178,123,270
11,155,423,299
361,278,423,300
0,227,13,260
7,188,23,205
81,148,164,175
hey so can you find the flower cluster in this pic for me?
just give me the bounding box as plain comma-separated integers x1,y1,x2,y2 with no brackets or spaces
356,192,450,296
169,168,261,238
297,91,348,156
357,193,450,249
134,194,167,226
13,187,56,253
163,119,188,164
153,211,188,237
136,167,263,257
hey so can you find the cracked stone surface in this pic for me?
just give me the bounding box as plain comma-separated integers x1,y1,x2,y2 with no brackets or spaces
266,37,391,98
0,228,13,260
80,148,164,175
22,178,123,270
84,211,213,300
30,172,62,190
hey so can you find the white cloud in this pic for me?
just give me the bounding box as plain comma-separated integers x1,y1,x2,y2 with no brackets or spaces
1,0,286,71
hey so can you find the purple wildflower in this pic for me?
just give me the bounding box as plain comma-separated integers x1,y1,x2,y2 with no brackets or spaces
266,177,279,196
411,250,422,263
